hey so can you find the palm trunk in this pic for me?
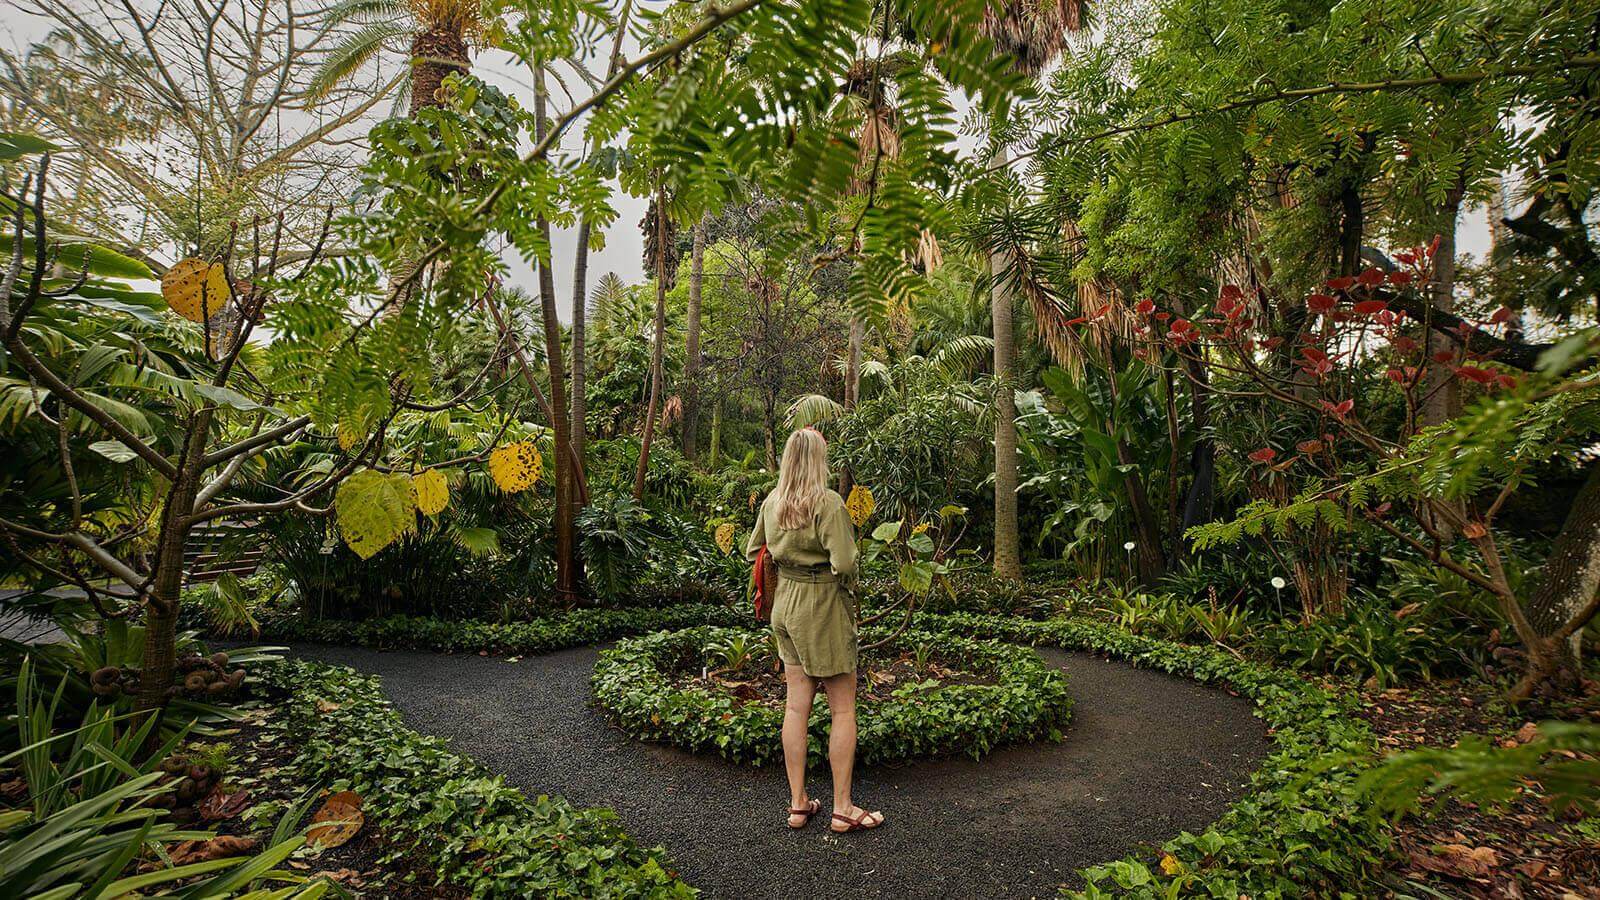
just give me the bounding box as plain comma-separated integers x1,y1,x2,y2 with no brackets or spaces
1528,460,1600,665
408,28,470,114
708,400,723,467
633,186,669,500
682,219,705,461
532,75,581,602
989,146,1022,580
570,221,590,466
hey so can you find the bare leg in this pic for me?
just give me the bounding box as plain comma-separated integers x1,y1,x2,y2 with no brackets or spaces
782,663,817,826
821,671,883,830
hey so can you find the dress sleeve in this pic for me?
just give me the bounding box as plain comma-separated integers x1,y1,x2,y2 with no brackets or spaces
743,499,767,562
819,495,858,583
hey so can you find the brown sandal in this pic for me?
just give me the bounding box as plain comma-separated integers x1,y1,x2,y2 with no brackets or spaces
830,809,885,833
786,798,821,828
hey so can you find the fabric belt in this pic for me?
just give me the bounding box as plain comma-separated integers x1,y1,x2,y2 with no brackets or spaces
777,563,835,584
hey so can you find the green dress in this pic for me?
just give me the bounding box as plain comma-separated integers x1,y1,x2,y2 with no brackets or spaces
744,489,859,677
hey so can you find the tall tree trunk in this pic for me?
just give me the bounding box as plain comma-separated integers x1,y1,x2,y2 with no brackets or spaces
1423,186,1466,427
708,400,723,467
137,406,215,729
570,220,590,466
634,185,669,500
532,75,581,602
409,28,470,114
1528,460,1600,665
565,0,632,470
1422,186,1466,541
989,153,1022,579
682,219,705,461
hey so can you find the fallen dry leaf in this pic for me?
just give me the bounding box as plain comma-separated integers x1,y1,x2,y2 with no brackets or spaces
315,699,340,714
197,784,251,822
167,835,258,866
307,790,364,850
1515,722,1540,744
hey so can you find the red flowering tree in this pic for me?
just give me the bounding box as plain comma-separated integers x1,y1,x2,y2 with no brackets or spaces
1115,239,1600,699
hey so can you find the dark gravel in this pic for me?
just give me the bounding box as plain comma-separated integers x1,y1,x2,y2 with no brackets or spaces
292,642,1270,899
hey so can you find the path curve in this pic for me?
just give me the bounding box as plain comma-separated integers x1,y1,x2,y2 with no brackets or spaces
293,642,1270,899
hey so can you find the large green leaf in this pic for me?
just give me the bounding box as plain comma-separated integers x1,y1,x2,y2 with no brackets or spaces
0,133,59,160
334,469,416,559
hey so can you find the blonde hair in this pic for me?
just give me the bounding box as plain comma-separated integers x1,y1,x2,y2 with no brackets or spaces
773,429,830,531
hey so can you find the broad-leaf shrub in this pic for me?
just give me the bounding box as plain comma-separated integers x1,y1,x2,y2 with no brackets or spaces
263,659,692,897
592,626,1073,766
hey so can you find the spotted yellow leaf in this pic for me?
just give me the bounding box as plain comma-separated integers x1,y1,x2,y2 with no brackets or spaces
412,468,449,516
161,257,230,322
845,484,875,528
713,522,736,555
335,421,362,452
487,440,542,493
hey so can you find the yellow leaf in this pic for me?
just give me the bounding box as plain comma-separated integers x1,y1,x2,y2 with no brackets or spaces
161,257,230,322
487,440,542,493
336,421,362,452
713,522,736,555
1159,854,1185,876
845,484,875,527
413,468,449,516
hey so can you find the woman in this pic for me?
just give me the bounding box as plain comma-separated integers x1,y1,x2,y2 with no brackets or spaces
745,428,885,833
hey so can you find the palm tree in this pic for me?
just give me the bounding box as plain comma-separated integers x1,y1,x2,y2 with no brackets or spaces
309,0,484,114
978,0,1087,580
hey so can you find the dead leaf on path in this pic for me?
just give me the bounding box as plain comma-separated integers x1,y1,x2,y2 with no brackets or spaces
167,835,259,866
1412,843,1500,879
197,784,251,821
307,790,364,849
1515,722,1540,744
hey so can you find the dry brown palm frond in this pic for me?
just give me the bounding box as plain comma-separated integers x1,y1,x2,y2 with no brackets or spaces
408,0,485,40
979,0,1088,77
913,228,943,273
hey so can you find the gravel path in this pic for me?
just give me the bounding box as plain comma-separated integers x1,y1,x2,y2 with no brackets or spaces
293,642,1270,899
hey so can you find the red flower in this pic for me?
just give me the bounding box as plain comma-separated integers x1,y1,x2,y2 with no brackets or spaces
1431,350,1456,364
1352,299,1388,316
1155,311,1171,321
1320,399,1354,420
1455,365,1496,384
1220,284,1244,301
1385,367,1407,383
1066,316,1089,327
1307,293,1337,313
1496,374,1518,389
1247,447,1277,464
1135,298,1156,315
1357,267,1385,288
1167,319,1199,346
1386,271,1413,286
1390,335,1418,354
1394,250,1417,265
1326,276,1357,291
1427,234,1442,256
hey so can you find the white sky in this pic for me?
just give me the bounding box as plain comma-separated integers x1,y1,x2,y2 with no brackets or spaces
4,1,1492,321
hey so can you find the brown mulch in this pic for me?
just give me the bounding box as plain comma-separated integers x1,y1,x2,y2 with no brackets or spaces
669,650,995,708
1356,677,1600,899
192,692,468,898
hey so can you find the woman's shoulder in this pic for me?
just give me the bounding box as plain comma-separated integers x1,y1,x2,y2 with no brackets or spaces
820,489,846,510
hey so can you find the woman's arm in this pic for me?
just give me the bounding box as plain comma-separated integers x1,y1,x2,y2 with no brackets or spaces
819,494,857,583
743,500,767,561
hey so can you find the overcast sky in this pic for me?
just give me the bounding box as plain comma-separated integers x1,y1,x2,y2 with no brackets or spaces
5,1,1492,323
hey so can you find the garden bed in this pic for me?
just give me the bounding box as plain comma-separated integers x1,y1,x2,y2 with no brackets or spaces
258,658,694,897
591,625,1073,766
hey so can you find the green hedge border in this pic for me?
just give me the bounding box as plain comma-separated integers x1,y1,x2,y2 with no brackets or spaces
251,603,746,655
924,612,1384,898
591,626,1073,767
259,602,1383,896
261,657,693,898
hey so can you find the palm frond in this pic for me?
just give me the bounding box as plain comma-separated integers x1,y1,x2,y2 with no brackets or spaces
930,334,994,378
308,22,407,101
787,393,845,429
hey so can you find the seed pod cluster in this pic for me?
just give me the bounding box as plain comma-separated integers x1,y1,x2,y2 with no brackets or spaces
89,664,141,698
164,651,247,700
147,752,222,823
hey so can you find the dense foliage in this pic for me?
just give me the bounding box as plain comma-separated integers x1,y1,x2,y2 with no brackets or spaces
592,625,1072,765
